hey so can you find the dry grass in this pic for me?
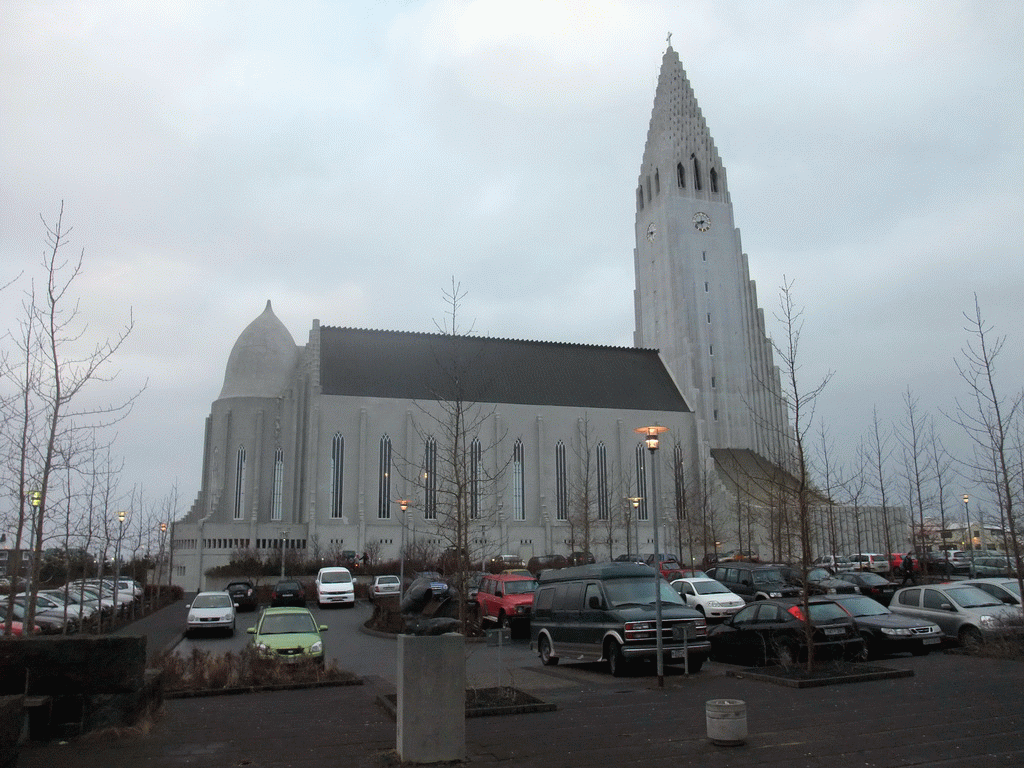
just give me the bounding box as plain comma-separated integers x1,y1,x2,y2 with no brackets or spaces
155,646,358,693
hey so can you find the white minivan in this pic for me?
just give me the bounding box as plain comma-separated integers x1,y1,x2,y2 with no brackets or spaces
315,566,355,608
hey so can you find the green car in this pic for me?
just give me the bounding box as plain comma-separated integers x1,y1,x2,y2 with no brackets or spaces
247,607,328,664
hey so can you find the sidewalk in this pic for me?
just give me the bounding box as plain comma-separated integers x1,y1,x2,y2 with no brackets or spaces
16,603,1024,767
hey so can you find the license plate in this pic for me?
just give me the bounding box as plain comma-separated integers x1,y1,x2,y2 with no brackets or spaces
923,637,940,645
824,627,845,636
671,649,686,658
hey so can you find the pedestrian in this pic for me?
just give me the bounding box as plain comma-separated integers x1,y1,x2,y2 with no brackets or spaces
900,551,916,585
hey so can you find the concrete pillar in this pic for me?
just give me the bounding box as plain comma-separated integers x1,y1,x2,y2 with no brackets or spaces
397,633,465,763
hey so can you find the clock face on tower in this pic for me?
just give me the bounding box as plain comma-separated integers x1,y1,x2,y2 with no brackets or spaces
646,222,657,242
693,212,711,232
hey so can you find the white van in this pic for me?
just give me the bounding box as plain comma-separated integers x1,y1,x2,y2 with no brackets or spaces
315,566,355,608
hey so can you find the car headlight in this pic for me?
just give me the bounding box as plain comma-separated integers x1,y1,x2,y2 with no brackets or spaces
256,642,270,653
979,615,998,628
768,592,782,598
881,627,912,636
187,613,197,622
310,641,323,654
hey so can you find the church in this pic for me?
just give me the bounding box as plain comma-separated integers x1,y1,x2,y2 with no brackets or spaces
170,46,791,590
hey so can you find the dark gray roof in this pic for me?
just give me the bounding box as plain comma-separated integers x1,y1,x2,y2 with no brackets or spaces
319,327,690,412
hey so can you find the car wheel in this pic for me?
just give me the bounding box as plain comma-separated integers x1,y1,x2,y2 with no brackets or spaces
607,639,628,677
959,625,984,650
539,635,558,666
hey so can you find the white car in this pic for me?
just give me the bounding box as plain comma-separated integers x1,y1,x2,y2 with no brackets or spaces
315,566,355,608
848,553,890,573
671,577,745,620
186,591,236,636
370,575,401,601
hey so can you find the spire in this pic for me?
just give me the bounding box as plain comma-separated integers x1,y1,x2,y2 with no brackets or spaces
638,47,728,203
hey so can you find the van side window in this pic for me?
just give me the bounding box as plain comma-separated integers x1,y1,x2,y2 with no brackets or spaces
584,583,603,609
555,583,584,610
534,587,554,612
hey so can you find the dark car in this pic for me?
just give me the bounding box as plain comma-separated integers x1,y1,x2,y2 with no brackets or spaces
486,554,526,573
781,566,857,596
839,571,898,606
613,553,646,564
705,563,800,602
708,598,864,666
226,580,259,612
814,594,943,658
527,554,568,575
568,551,596,567
270,579,307,607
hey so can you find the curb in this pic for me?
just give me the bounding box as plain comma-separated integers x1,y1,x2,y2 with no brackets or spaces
725,664,913,688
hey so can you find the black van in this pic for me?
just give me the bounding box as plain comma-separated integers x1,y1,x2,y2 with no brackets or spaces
530,562,710,676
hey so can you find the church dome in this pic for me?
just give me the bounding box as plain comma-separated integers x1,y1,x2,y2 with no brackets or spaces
218,301,299,399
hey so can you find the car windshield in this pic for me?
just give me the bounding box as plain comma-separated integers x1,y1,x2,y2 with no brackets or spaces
260,613,318,635
604,578,686,607
807,568,831,581
503,579,537,595
320,571,351,584
836,596,888,617
694,580,731,595
998,581,1021,596
946,586,1003,608
752,569,784,584
228,583,252,590
276,581,301,591
807,602,850,622
377,577,399,585
193,594,232,609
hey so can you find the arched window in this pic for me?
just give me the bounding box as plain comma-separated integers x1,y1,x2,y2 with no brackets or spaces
676,162,685,189
513,439,525,521
470,438,482,520
330,434,344,519
691,154,702,191
272,448,284,521
233,446,246,520
635,443,649,521
654,169,661,195
673,443,686,526
637,186,644,211
555,441,568,521
710,167,718,194
378,435,392,519
424,437,437,520
597,442,609,521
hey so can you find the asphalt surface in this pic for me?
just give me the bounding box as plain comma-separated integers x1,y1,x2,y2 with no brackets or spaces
15,600,1024,767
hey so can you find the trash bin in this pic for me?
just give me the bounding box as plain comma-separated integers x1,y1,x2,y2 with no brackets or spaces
706,698,747,746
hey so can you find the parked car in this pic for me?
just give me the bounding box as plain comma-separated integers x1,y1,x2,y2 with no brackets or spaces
7,602,70,634
476,573,537,629
371,575,401,601
646,553,685,578
226,581,259,612
0,608,34,636
314,567,354,608
40,588,100,622
922,550,972,576
671,577,745,621
708,598,864,666
813,555,853,570
705,563,800,602
247,607,327,665
780,566,857,595
527,554,568,575
960,578,1020,607
847,553,890,573
568,551,596,567
15,593,82,632
889,583,1022,647
816,594,942,658
185,591,236,637
838,571,899,606
271,579,308,608
968,557,1016,578
486,554,526,573
531,562,709,676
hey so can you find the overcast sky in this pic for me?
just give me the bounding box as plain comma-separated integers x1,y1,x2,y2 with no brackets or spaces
2,1,1022,527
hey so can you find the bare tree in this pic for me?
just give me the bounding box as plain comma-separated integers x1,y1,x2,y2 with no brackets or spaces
770,279,833,672
950,296,1022,595
865,407,897,575
897,388,934,570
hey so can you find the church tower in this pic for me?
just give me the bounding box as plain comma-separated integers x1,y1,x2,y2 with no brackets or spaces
633,45,787,462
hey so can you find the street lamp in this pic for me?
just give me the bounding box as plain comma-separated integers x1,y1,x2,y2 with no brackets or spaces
636,424,669,687
397,500,411,601
279,528,290,579
963,494,974,572
626,497,643,556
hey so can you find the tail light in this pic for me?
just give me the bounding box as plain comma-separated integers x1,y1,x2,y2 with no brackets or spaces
786,605,806,622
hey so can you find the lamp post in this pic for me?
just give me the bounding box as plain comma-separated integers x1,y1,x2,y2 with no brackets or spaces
626,497,643,557
636,425,669,687
397,500,411,602
279,528,290,579
963,494,973,573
